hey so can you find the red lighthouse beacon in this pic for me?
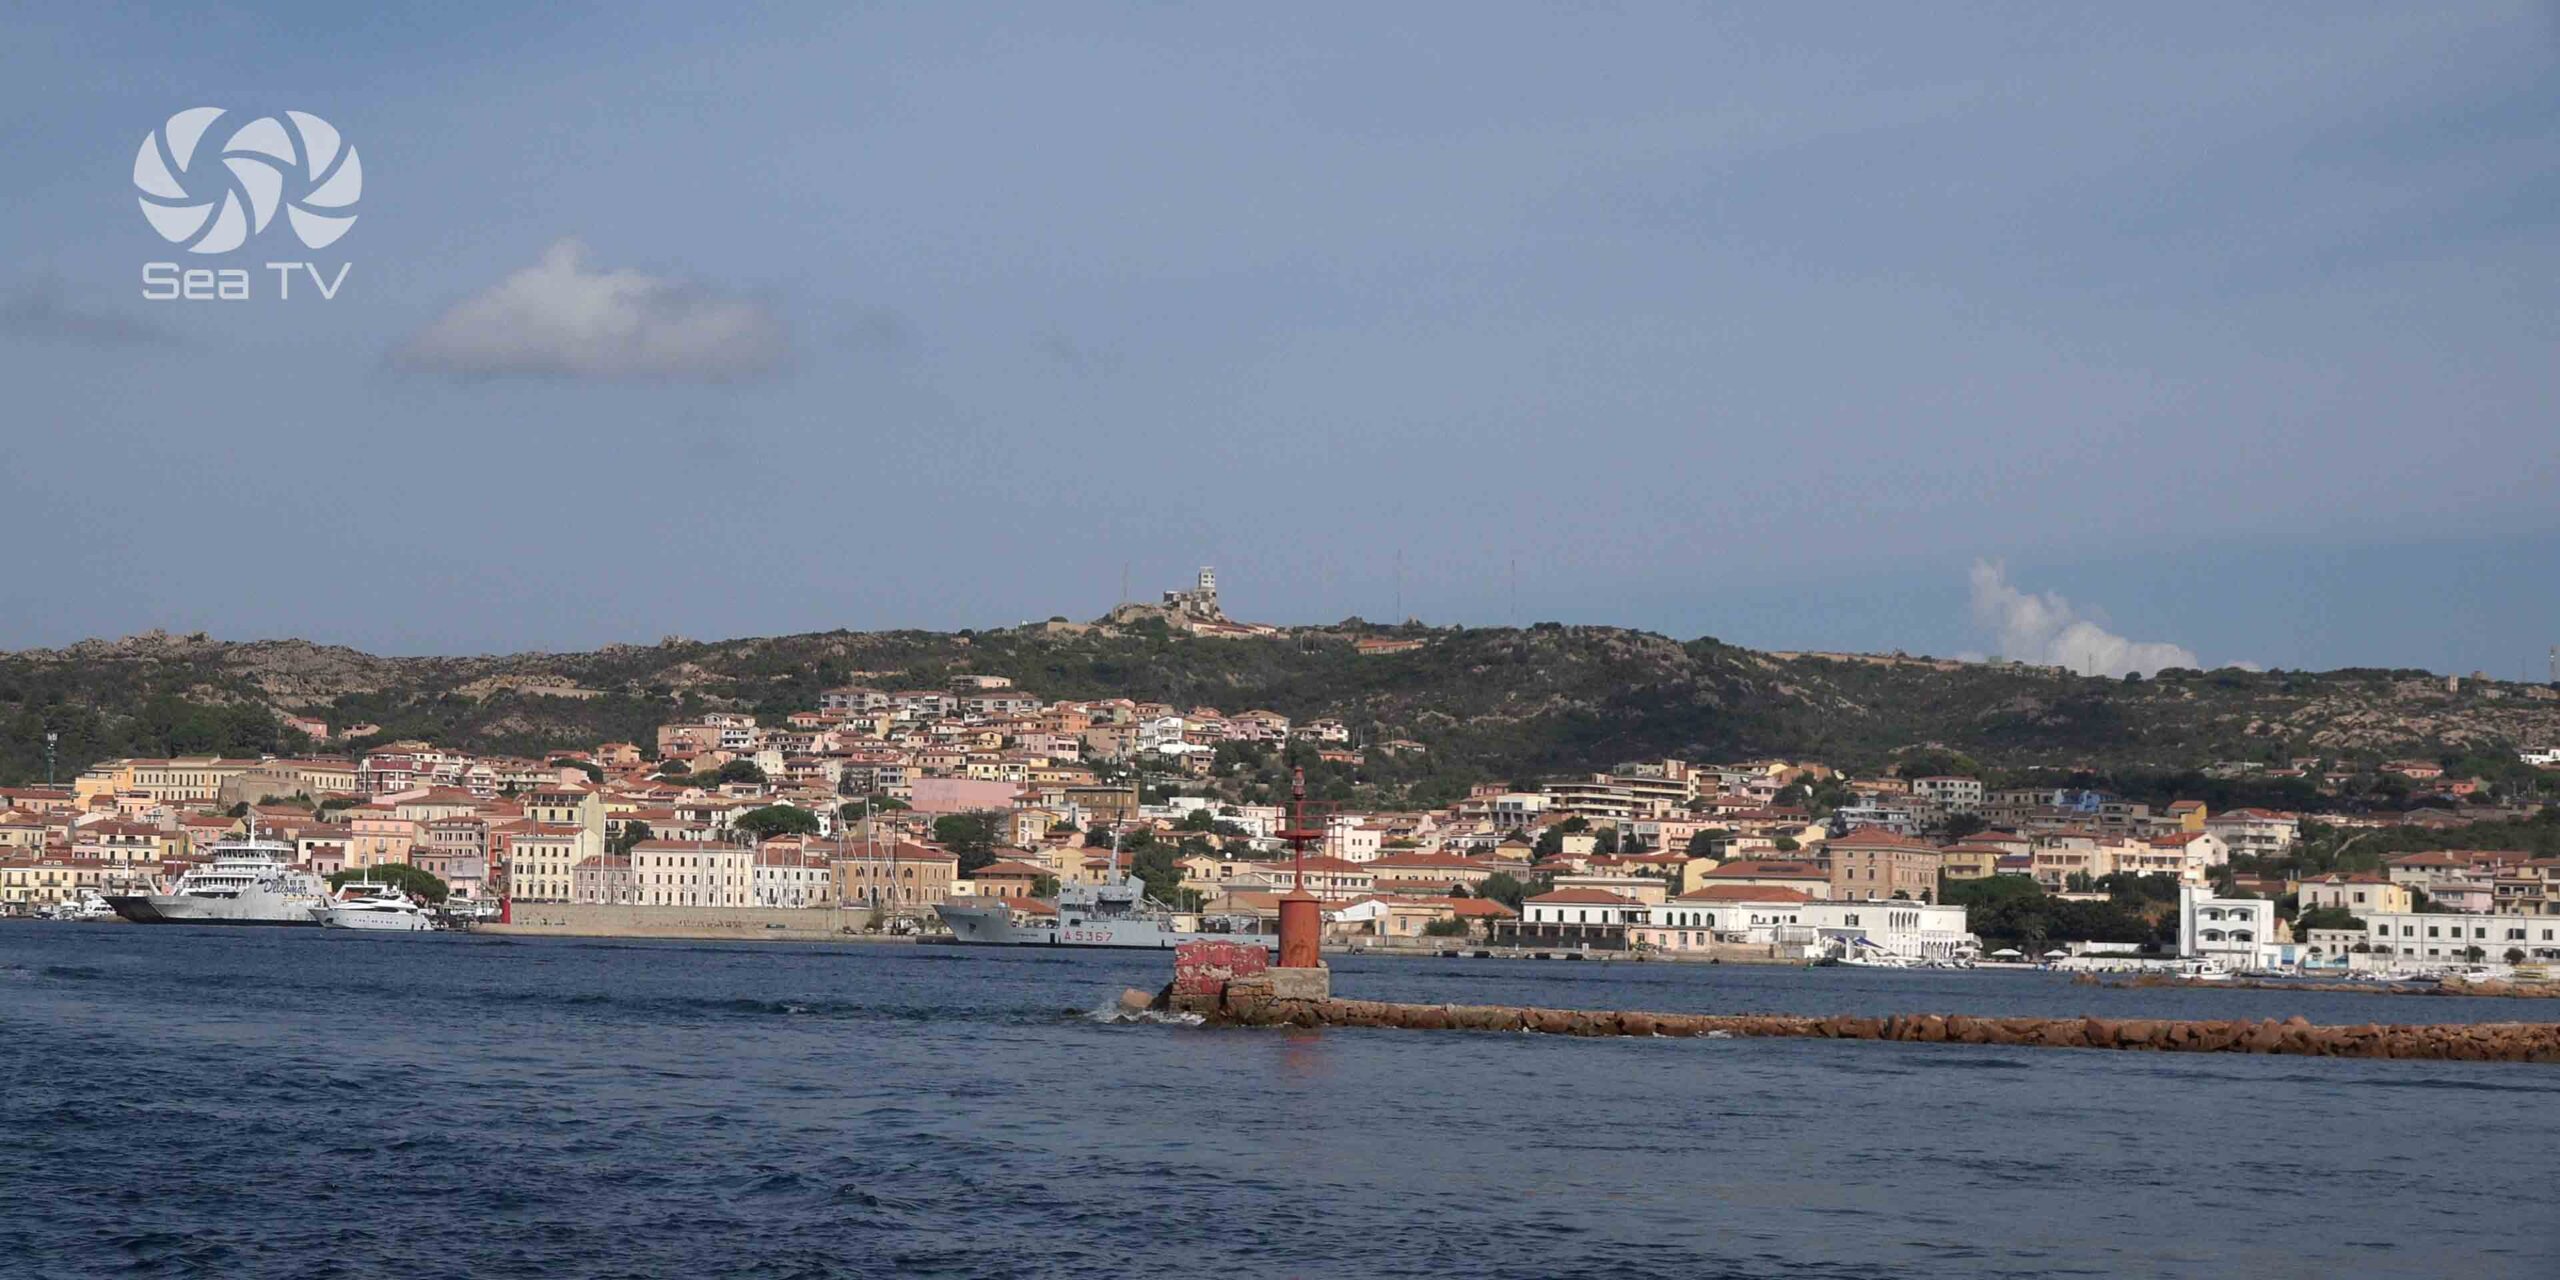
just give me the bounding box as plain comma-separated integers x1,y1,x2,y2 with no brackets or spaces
1274,766,1329,970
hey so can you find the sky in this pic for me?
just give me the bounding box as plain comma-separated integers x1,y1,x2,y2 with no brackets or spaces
2,3,2556,675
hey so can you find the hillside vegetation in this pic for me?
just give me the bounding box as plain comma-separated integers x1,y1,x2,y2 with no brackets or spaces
4,624,2557,800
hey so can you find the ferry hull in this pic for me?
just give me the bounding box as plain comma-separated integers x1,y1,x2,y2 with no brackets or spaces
317,908,436,932
933,900,1272,952
107,894,323,927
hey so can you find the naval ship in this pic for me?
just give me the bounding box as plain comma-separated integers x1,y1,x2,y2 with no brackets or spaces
934,840,1272,951
107,831,330,926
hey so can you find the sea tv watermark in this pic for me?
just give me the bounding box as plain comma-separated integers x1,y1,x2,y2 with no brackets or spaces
133,107,359,300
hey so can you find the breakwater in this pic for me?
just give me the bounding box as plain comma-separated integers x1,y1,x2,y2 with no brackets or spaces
1161,970,2560,1062
2075,972,2560,999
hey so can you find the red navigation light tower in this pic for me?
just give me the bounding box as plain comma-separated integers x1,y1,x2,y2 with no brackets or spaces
1274,766,1334,969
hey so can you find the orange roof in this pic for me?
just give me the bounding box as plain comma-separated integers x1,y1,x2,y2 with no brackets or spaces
1676,884,1812,904
1702,859,1827,879
1826,825,1938,851
1528,888,1641,906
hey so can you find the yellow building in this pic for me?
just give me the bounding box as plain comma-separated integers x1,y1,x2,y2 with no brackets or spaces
0,858,119,911
1938,844,2006,881
831,843,959,916
2300,873,2413,917
501,823,595,902
76,757,258,805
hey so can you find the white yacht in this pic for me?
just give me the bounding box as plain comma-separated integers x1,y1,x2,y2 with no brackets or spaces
314,882,439,932
107,832,329,927
46,891,119,922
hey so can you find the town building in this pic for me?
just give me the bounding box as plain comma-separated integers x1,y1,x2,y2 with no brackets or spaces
1825,827,1941,902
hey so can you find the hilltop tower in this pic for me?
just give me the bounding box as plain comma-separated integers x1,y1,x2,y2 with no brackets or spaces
1159,566,1222,619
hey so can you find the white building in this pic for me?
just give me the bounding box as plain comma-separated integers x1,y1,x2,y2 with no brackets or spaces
1632,886,1812,952
2203,808,2300,859
1324,815,1385,863
1630,887,1975,961
752,849,834,908
1491,792,1550,832
1521,889,1647,928
2178,885,2285,971
1795,899,1975,961
2351,912,2560,967
1830,801,1924,836
1909,776,1985,814
632,839,754,908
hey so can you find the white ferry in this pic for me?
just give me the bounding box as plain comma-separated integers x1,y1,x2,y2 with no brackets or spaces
107,833,329,927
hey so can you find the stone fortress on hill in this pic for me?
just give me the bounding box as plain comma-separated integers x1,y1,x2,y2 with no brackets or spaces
1097,567,1279,638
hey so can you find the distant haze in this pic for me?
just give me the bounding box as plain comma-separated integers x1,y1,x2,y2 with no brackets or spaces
2,5,2554,673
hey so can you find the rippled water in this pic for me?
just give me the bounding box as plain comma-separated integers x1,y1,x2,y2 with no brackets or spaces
4,923,2555,1279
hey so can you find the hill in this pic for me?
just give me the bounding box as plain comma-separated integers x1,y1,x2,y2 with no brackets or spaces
4,623,2557,805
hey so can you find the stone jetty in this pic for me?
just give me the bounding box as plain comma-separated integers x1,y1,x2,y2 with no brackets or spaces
1160,969,2560,1063
2075,972,2560,999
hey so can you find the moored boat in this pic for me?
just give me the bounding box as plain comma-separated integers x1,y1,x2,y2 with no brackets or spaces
933,830,1272,951
315,881,440,932
107,832,328,927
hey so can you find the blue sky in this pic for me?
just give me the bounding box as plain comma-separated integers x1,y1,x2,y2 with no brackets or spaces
2,3,2555,674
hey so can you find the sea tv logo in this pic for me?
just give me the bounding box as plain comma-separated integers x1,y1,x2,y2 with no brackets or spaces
134,107,360,300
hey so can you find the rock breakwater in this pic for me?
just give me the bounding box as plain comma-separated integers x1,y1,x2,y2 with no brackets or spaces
1164,973,2560,1062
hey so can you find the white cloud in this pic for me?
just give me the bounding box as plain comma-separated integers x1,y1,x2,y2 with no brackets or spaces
1968,560,2202,677
393,239,787,380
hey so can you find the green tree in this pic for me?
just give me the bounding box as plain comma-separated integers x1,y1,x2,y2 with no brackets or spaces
933,811,1002,872
1685,829,1728,858
609,819,653,856
1128,845,1199,910
2295,906,2365,933
733,805,820,841
1480,870,1551,909
1423,916,1471,938
715,760,767,786
328,863,448,904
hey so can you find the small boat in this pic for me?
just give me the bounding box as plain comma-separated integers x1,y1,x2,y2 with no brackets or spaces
315,882,439,932
43,891,118,922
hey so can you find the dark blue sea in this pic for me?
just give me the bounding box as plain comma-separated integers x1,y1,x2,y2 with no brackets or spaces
5,924,2555,1279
